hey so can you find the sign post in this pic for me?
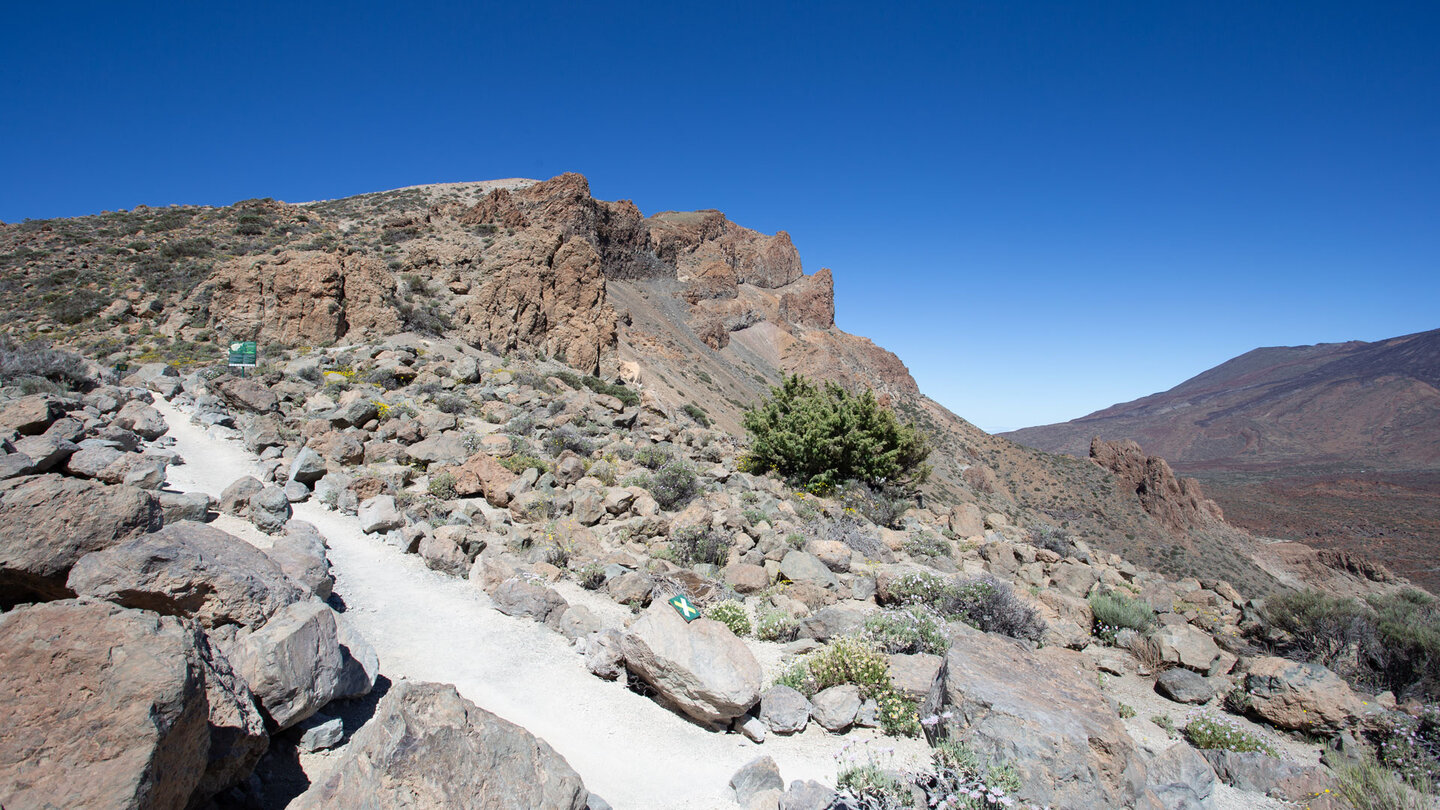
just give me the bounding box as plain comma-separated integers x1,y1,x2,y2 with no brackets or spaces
667,594,701,622
228,341,257,376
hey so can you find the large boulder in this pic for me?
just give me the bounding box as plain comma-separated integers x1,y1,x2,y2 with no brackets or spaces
333,613,380,699
264,520,334,598
0,600,211,810
228,599,345,730
212,375,279,413
1201,748,1341,804
1155,667,1216,705
1240,656,1363,733
449,450,518,507
68,520,306,629
1154,624,1221,672
290,680,590,810
1145,743,1216,810
0,394,67,436
923,626,1151,809
779,550,839,589
620,601,764,725
760,685,811,734
0,475,162,606
358,494,405,534
247,485,292,534
288,446,327,484
113,400,168,440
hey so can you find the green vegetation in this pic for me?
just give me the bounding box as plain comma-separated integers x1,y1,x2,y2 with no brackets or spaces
498,453,549,476
634,461,698,511
681,403,711,427
775,635,921,737
1088,590,1157,642
0,337,91,391
1334,758,1435,810
427,471,457,500
705,601,751,637
740,374,930,492
755,605,799,642
1182,712,1276,755
863,607,949,655
887,571,1046,642
553,370,639,408
666,525,728,567
1261,587,1440,700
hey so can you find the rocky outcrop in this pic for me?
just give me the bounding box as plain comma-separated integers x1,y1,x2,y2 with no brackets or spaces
620,601,764,725
290,680,590,810
0,600,211,810
778,268,835,329
0,474,162,606
205,250,401,343
67,520,306,629
923,626,1151,810
460,173,652,280
1090,438,1224,532
648,209,802,288
463,229,617,374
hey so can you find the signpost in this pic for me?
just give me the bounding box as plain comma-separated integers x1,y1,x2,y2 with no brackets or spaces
228,341,257,376
668,594,701,622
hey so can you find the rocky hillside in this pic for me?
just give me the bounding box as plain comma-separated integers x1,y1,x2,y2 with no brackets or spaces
2,339,1434,809
0,173,1372,598
1003,330,1440,592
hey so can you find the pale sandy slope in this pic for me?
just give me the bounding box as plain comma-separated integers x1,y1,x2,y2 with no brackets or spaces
152,397,932,809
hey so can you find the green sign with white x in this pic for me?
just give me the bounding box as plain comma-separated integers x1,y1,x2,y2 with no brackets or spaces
668,594,701,622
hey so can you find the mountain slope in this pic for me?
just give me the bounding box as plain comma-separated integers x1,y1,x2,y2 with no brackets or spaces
7,173,1391,596
1003,330,1440,591
1005,329,1440,472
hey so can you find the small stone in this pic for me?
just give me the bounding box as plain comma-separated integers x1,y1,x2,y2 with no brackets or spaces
730,756,784,805
295,713,344,752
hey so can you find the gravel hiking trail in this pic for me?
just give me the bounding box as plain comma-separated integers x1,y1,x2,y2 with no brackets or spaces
153,397,931,809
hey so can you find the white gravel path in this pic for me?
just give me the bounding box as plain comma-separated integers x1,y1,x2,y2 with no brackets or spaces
153,397,931,809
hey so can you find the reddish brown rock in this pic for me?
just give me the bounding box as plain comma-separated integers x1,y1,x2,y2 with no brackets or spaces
779,268,835,329
205,250,401,344
464,229,617,374
1090,438,1224,532
0,394,68,436
648,209,802,289
448,451,518,507
0,600,211,810
0,475,163,606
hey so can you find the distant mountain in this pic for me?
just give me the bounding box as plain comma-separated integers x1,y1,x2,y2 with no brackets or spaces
1004,329,1440,473
1003,330,1440,592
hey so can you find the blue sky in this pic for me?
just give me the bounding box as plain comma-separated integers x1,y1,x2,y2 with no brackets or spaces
3,2,1437,431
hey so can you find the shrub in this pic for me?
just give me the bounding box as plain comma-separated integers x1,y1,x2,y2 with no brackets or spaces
775,636,892,699
667,525,729,567
1262,588,1376,672
1029,527,1074,558
807,514,887,560
499,453,548,476
576,562,607,590
886,572,1045,642
633,445,672,470
1368,705,1440,792
945,575,1046,642
1089,590,1157,641
47,289,107,324
915,739,1025,810
755,605,799,642
1368,589,1440,701
741,374,931,492
543,426,595,458
902,531,950,560
864,607,949,655
645,462,698,511
1182,712,1276,755
0,337,91,390
427,471,457,500
1334,757,1435,810
876,689,922,738
504,413,537,436
706,601,751,637
839,480,911,529
436,394,470,414
552,370,640,407
681,403,711,427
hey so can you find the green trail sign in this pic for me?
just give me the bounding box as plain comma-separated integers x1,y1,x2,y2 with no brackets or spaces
228,341,257,367
668,594,701,622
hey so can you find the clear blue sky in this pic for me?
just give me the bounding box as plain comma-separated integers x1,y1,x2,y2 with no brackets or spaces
3,2,1437,432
